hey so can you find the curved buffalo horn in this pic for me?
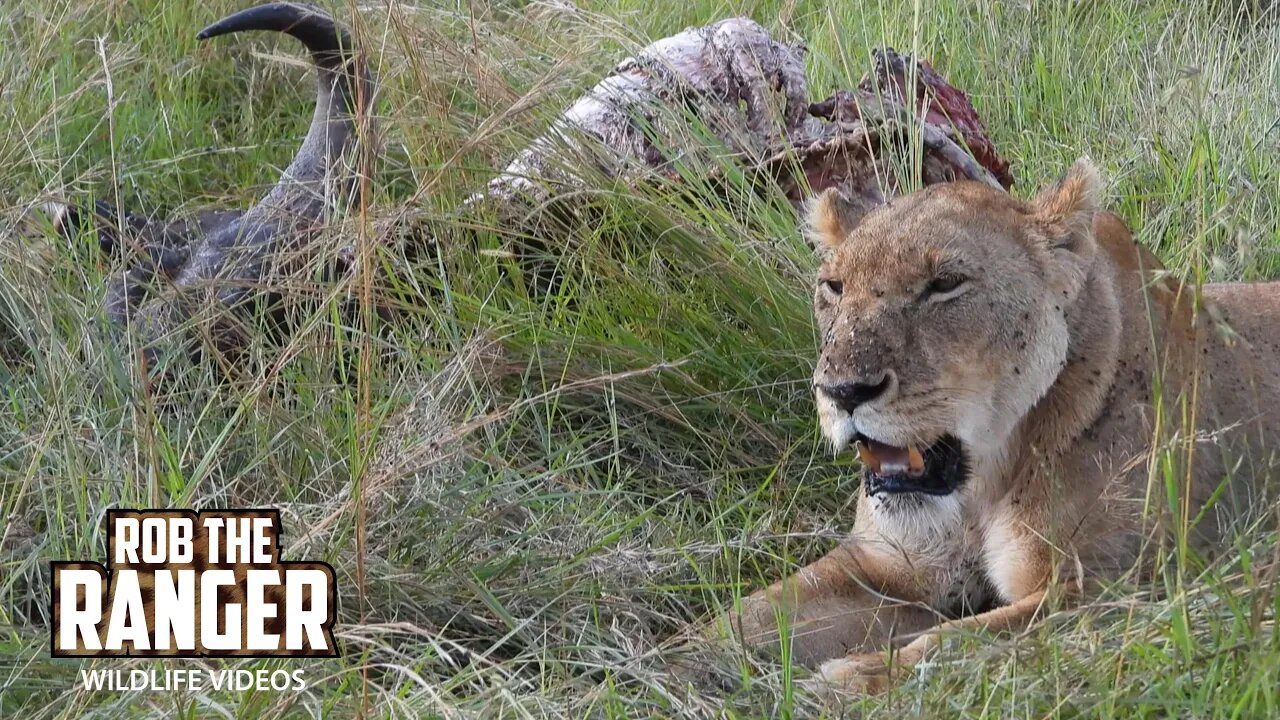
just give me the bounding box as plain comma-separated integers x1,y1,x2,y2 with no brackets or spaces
127,2,374,363
195,2,372,223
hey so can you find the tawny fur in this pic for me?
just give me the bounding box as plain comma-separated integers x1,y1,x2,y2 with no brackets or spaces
725,158,1280,695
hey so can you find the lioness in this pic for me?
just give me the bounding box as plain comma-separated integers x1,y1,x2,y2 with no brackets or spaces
730,158,1280,694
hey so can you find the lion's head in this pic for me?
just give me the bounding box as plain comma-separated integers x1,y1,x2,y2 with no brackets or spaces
807,159,1102,498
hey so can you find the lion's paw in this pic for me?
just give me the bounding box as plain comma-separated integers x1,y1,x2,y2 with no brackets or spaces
801,653,900,699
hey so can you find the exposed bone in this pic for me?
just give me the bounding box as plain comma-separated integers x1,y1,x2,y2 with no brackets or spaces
478,19,1012,213
477,18,810,205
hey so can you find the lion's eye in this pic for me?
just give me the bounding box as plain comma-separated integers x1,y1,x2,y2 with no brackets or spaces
821,279,844,296
925,274,966,298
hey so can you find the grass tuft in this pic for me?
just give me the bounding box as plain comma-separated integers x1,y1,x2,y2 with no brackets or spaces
1,0,1278,717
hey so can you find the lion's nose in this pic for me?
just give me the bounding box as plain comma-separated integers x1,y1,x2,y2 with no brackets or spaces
820,373,893,414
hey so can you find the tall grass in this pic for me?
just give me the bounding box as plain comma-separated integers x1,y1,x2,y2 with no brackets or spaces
1,0,1278,717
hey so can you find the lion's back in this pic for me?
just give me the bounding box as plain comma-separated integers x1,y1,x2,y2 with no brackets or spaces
1204,282,1280,353
1198,281,1280,508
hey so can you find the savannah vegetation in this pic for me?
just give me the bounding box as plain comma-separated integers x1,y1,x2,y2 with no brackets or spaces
1,0,1278,717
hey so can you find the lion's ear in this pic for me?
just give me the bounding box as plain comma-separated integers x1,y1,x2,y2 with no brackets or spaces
1033,157,1102,254
804,188,875,251
1032,157,1103,299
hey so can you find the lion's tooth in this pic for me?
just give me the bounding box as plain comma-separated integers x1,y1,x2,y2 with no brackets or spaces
907,446,925,475
856,441,882,474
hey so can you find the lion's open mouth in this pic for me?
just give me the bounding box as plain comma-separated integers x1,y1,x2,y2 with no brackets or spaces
854,433,968,496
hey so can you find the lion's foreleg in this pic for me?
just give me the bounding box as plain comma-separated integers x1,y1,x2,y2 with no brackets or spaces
814,581,1072,695
725,543,939,668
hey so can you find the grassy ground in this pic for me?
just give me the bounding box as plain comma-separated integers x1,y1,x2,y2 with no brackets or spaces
2,0,1279,717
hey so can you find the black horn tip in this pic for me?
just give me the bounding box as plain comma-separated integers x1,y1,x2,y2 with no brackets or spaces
195,3,341,49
